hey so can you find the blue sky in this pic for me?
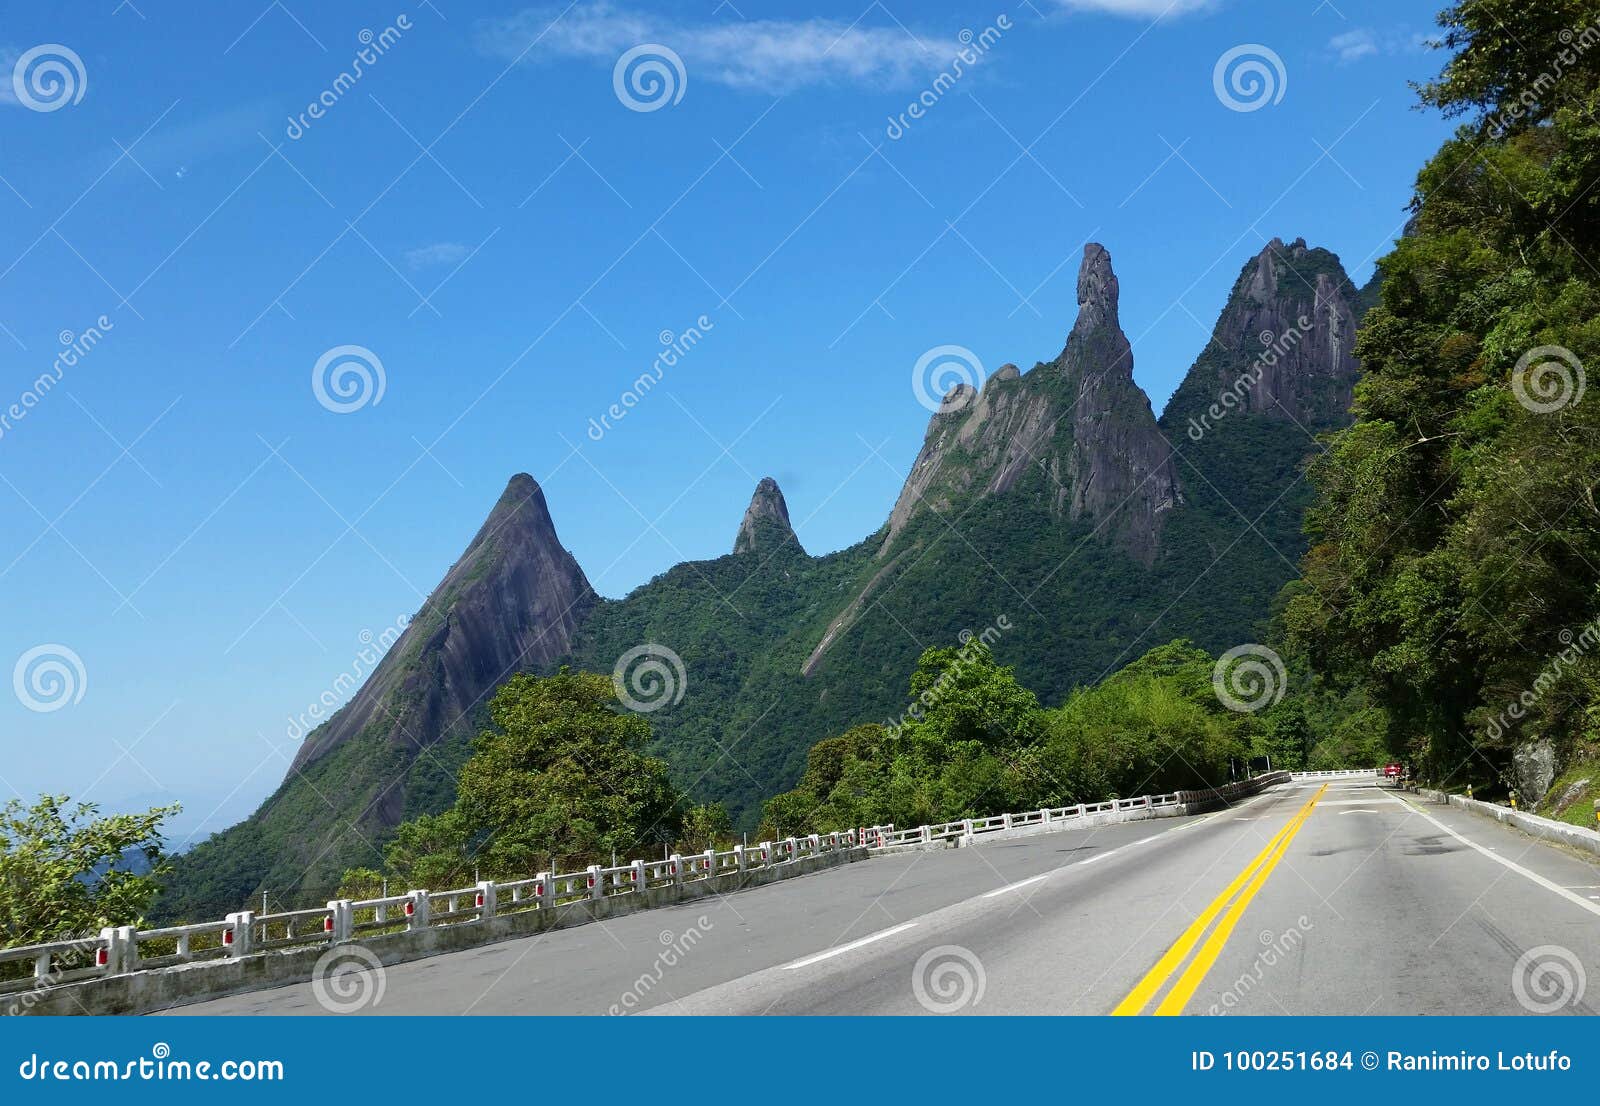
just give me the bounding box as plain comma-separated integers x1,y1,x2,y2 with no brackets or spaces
0,0,1453,841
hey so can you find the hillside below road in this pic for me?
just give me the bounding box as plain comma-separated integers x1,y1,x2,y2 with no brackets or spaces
163,779,1600,1015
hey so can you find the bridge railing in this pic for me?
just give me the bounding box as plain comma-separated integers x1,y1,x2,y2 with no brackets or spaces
3,772,1313,995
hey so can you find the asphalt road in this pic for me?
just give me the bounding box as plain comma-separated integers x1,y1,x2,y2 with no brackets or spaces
164,779,1600,1015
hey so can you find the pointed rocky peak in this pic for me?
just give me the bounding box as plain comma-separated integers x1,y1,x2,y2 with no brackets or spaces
288,472,595,775
1160,236,1364,434
733,476,801,555
1072,242,1120,336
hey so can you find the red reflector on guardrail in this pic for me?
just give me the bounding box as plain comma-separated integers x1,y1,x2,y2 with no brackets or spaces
703,858,710,870
96,947,108,966
475,892,484,907
586,874,595,888
404,901,415,916
535,881,544,897
323,916,333,932
670,862,677,876
630,869,638,882
223,927,234,945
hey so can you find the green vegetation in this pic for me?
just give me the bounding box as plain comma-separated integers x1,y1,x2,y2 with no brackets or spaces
761,639,1324,837
358,670,684,889
1,795,176,952
1282,0,1600,798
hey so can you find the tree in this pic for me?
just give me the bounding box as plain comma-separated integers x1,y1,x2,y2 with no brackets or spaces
379,669,684,884
1285,0,1600,788
677,803,733,853
1,795,177,950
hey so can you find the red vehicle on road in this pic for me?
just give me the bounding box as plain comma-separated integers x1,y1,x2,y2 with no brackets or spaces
1383,762,1405,780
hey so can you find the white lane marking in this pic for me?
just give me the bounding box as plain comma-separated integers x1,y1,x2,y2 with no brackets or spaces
1339,809,1380,815
780,922,917,970
1393,794,1600,920
983,873,1049,898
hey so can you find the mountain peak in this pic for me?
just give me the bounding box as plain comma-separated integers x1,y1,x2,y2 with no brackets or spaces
733,476,799,555
1073,242,1119,335
288,473,594,777
1160,237,1365,434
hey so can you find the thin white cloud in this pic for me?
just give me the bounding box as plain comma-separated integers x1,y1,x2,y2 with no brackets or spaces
1328,27,1428,64
1055,0,1216,16
1329,30,1378,63
477,2,944,92
404,242,471,270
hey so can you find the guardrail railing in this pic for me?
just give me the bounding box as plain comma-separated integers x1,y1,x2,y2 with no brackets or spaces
3,768,1314,995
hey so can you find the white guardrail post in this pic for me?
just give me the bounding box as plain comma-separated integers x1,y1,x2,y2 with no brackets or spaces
404,890,430,930
326,900,353,942
670,854,683,889
475,881,497,920
587,865,603,901
223,912,253,957
733,844,746,873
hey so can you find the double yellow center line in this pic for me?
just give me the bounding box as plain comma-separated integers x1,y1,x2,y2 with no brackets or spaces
1113,783,1327,1016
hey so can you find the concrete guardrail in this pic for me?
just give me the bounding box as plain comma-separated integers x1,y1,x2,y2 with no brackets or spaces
2,772,1300,1016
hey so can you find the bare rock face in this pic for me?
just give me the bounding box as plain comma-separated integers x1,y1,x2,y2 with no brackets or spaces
733,477,801,555
879,243,1179,563
288,473,596,787
1166,237,1363,433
